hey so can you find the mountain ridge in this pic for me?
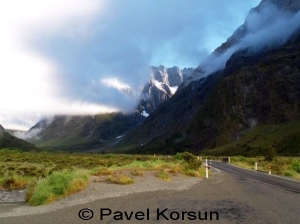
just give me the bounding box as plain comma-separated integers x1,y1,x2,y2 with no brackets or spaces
0,124,38,151
118,0,300,155
24,66,194,151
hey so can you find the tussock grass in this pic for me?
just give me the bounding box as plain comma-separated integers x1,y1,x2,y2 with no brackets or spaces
116,159,176,170
131,170,144,176
91,167,114,176
107,174,134,185
25,170,88,206
0,175,29,190
156,170,170,181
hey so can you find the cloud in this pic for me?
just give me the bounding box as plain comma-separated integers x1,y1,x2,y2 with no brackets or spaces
0,0,260,130
190,2,300,80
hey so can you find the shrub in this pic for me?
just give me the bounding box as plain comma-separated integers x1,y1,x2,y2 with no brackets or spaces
290,161,300,173
181,152,195,163
263,146,277,162
174,152,183,160
284,171,294,177
181,152,202,169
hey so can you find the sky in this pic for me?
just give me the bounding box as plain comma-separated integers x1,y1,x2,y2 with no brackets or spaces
0,0,260,130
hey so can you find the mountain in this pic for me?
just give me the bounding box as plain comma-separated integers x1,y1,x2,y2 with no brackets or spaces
26,113,141,151
137,66,194,116
24,66,194,151
118,0,300,156
0,124,38,151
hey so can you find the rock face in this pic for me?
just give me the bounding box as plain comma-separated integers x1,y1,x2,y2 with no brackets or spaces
137,66,194,115
120,0,300,155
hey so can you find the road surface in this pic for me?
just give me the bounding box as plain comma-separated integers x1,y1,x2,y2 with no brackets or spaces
212,161,300,193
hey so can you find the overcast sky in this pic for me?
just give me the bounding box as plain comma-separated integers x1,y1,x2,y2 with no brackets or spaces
0,0,260,130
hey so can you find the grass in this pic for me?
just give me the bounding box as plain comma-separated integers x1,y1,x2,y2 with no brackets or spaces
0,149,205,206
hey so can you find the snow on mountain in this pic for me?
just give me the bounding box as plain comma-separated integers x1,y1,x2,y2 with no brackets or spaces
137,65,194,116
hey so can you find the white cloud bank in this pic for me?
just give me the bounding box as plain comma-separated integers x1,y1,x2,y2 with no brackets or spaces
0,0,260,130
190,2,300,80
0,0,112,130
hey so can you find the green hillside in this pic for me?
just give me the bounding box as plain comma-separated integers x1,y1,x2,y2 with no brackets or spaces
200,120,300,156
0,125,38,152
31,113,141,151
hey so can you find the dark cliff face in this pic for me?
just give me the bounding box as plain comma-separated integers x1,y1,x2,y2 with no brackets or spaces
120,27,300,154
187,30,300,148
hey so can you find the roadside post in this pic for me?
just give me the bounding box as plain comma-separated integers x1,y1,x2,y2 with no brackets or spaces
255,162,257,171
268,163,271,175
206,159,208,178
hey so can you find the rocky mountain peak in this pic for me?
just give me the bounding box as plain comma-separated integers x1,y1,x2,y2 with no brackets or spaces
138,66,194,116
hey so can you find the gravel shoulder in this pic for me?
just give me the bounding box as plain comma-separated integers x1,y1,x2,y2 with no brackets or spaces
0,171,202,218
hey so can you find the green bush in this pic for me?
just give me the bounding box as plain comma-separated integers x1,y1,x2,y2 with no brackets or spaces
263,146,277,162
284,171,294,177
181,152,202,169
174,152,183,160
290,161,300,173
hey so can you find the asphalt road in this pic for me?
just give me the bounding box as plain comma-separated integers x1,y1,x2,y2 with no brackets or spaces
211,161,300,193
0,165,299,224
